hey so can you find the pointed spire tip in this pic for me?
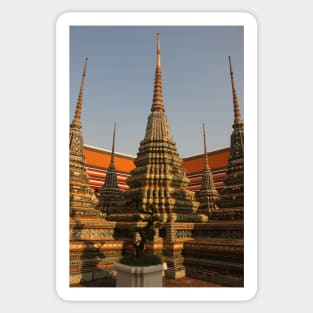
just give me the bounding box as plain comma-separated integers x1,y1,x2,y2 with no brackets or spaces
72,57,88,126
228,56,233,74
151,32,165,112
157,33,161,57
228,56,243,125
110,123,116,164
203,123,209,168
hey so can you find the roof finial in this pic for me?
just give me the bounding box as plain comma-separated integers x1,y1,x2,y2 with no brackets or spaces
228,56,243,126
110,123,116,164
151,33,165,112
157,32,161,67
203,123,209,169
72,58,88,128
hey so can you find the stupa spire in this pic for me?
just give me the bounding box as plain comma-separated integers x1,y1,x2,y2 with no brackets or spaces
72,58,88,128
214,57,244,219
156,32,161,67
151,33,165,113
69,57,102,218
97,123,123,215
110,123,116,164
203,123,209,169
197,124,219,214
111,33,205,224
229,56,243,126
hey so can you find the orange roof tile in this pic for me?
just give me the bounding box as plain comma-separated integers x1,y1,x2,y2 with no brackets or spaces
183,150,230,174
84,145,229,175
84,147,135,173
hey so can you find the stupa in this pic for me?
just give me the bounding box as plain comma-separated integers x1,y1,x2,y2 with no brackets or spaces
215,56,244,220
69,58,102,218
121,33,207,223
97,123,124,214
197,124,220,215
69,59,121,285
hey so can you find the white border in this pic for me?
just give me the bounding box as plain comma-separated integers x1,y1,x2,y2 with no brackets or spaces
56,12,258,301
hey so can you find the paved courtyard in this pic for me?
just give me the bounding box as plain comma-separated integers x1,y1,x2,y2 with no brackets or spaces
71,276,222,288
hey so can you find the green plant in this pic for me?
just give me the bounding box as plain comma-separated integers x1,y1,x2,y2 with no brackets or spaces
119,254,162,266
122,197,162,264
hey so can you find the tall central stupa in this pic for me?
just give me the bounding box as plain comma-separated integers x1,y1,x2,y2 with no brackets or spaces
123,33,207,223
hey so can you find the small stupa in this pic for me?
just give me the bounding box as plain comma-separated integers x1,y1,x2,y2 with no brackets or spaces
216,56,244,219
69,58,103,218
97,123,124,215
197,124,220,215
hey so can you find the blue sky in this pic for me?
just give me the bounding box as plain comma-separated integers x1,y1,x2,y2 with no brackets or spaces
70,26,243,157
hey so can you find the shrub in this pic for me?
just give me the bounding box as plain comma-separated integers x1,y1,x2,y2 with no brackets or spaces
119,254,162,266
122,198,161,264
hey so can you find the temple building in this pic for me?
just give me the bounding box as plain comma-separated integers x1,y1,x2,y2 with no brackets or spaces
69,35,244,287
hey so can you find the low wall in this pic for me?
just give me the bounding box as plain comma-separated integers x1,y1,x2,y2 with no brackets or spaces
69,220,244,286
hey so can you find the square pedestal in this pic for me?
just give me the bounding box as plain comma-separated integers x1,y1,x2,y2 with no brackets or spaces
113,262,166,287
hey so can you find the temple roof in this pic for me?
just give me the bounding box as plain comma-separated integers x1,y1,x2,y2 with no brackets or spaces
83,144,229,175
183,148,230,174
84,145,135,173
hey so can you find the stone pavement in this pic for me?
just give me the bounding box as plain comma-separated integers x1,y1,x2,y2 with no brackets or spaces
71,276,222,288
